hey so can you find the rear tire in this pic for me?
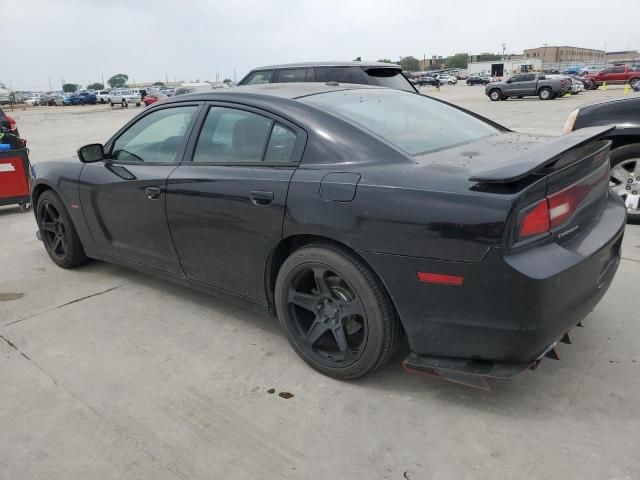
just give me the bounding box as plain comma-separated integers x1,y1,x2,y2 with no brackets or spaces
630,78,640,89
36,190,88,268
609,144,640,224
275,244,401,380
538,88,552,100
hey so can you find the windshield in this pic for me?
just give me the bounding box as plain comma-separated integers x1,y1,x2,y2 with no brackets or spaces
363,68,416,92
301,89,498,155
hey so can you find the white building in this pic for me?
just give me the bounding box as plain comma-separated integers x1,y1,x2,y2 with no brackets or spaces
467,58,543,77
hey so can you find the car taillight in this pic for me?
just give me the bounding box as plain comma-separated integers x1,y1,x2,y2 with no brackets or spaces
5,115,16,130
518,199,550,239
547,183,589,229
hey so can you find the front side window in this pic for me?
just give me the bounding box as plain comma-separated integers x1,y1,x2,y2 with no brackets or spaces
193,107,297,163
509,75,523,83
111,106,197,163
302,89,498,156
243,70,275,85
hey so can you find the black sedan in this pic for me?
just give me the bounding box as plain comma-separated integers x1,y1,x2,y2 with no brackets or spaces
466,75,491,85
31,83,625,388
564,96,640,223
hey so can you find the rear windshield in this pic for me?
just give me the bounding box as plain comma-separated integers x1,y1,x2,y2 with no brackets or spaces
364,68,416,92
301,89,498,155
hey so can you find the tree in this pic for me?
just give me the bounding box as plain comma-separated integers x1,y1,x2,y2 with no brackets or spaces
62,83,79,93
107,73,129,88
87,82,104,90
377,58,393,63
446,53,469,69
477,52,502,62
223,78,232,83
398,56,420,72
153,81,165,86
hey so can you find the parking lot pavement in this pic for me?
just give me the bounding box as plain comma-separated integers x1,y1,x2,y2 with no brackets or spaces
1,96,640,479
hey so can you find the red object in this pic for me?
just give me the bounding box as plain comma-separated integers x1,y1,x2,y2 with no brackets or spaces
0,149,31,207
143,93,167,106
417,272,464,286
519,199,550,239
584,65,640,87
5,114,17,130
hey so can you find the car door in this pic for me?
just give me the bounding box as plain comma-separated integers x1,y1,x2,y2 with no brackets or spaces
79,103,201,274
506,75,524,95
518,73,537,95
166,104,306,302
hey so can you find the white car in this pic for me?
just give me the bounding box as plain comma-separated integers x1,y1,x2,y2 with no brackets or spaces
25,96,41,106
108,89,142,108
95,90,110,104
436,74,457,85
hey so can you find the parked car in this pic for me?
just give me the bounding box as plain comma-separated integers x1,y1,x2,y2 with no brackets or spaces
31,83,624,388
568,76,585,94
76,91,97,105
466,75,491,86
415,75,441,87
143,92,168,106
579,65,602,76
485,73,564,101
25,96,41,106
564,96,640,222
174,84,214,96
108,89,142,107
583,65,640,90
544,74,575,96
63,94,80,106
95,90,110,104
436,74,457,85
238,61,418,93
0,107,18,134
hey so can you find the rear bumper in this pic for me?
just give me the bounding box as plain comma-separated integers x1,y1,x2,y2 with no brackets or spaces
361,192,626,366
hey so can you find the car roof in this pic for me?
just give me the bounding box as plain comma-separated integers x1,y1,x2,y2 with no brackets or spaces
161,82,383,103
248,61,402,70
580,95,640,110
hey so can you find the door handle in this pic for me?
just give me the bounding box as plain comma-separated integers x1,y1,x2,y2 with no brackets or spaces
145,186,161,200
249,190,274,206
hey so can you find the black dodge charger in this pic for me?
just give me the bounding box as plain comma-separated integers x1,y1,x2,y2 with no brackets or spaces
31,83,626,388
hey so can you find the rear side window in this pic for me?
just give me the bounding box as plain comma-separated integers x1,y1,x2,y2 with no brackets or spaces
193,107,298,163
242,70,275,85
302,89,498,156
364,68,416,92
522,74,535,81
314,67,363,84
276,69,307,82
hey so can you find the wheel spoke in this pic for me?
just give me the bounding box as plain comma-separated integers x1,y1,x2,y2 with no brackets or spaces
312,268,332,296
331,323,351,358
339,299,365,319
305,319,328,345
625,193,640,211
45,203,58,221
288,289,318,313
41,221,56,232
59,233,67,254
610,168,630,184
52,235,62,252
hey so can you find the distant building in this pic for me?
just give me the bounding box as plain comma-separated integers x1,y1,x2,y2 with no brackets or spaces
467,58,542,77
605,50,639,63
524,46,604,63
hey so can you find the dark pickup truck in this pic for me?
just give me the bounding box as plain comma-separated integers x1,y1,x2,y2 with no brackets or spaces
485,73,564,101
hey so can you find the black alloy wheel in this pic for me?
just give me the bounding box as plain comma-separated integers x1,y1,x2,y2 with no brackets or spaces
37,190,88,268
39,199,67,261
275,245,401,380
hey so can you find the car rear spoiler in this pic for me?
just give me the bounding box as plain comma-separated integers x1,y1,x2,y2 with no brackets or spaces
469,126,615,184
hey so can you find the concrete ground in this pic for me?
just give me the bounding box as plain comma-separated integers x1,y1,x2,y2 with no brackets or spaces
1,86,639,480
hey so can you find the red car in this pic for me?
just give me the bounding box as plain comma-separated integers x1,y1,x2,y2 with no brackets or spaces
583,65,640,90
142,93,168,106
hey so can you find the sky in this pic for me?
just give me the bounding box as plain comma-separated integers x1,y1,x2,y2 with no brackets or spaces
3,0,639,91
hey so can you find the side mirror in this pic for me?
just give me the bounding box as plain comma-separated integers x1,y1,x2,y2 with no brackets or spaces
77,143,104,163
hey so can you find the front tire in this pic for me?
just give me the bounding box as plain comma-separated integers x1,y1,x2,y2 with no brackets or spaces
36,190,88,268
609,144,640,224
489,89,501,101
275,244,401,380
